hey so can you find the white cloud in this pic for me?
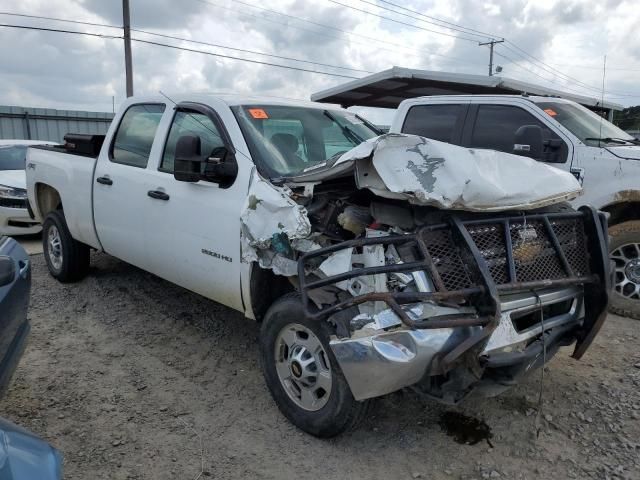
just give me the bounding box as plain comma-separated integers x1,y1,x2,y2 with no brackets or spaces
0,0,637,117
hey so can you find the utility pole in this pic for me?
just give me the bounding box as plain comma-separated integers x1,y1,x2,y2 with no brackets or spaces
479,38,504,76
122,0,133,97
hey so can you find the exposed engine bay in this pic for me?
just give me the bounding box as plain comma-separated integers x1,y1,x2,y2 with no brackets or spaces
240,134,611,402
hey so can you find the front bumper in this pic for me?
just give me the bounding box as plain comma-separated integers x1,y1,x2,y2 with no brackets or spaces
331,287,583,400
300,206,611,401
0,206,41,236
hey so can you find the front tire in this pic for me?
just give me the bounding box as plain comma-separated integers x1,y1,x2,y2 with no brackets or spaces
42,210,90,283
609,220,640,320
259,294,370,437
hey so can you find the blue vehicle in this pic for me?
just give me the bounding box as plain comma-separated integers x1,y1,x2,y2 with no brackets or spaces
0,236,62,479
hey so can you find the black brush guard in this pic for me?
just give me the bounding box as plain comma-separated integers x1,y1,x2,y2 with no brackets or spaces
298,206,610,366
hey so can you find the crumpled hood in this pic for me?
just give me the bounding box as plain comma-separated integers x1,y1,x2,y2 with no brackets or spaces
313,134,582,212
606,145,640,160
0,170,26,189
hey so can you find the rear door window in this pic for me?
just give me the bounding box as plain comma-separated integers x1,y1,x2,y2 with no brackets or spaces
111,104,165,168
401,104,465,143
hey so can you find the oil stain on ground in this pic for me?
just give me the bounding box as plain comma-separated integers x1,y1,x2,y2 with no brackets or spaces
438,411,493,446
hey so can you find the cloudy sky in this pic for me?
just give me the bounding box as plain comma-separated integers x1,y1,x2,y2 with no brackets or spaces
0,0,638,124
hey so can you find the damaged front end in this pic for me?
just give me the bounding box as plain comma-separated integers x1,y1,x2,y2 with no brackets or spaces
242,134,611,403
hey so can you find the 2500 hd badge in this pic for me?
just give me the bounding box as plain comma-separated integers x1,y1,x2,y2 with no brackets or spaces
202,248,232,263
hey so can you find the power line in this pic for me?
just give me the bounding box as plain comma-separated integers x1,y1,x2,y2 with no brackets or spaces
0,22,122,39
325,0,480,42
0,11,374,75
0,22,363,79
132,28,372,73
501,43,639,97
498,44,639,98
492,51,624,100
196,0,483,66
500,43,604,94
336,0,607,93
0,11,120,29
208,0,432,59
548,63,640,72
374,0,499,39
354,0,492,41
493,52,595,96
330,0,638,98
130,37,361,79
2,2,485,72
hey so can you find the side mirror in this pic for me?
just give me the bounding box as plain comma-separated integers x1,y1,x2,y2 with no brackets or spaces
513,125,544,159
202,146,238,189
174,135,203,183
0,256,15,287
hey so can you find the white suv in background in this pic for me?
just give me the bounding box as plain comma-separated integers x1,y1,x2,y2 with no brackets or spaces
0,140,56,235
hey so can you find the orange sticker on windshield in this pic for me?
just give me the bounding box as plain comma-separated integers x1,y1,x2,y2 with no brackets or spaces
249,108,269,119
543,108,557,116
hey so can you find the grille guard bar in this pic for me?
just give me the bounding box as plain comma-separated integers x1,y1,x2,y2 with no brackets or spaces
298,206,610,366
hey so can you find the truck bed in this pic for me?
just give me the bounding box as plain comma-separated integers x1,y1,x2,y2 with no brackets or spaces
26,142,102,250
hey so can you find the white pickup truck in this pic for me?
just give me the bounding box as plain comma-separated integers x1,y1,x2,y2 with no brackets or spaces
26,94,610,437
390,95,640,319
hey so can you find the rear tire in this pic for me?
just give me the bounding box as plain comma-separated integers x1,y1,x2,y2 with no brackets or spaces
42,210,90,283
259,294,370,437
609,220,640,320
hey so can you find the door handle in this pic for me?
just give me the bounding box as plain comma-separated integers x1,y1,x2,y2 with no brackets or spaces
96,176,113,185
18,259,29,279
147,190,170,201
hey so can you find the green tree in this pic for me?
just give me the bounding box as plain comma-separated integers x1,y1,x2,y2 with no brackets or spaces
613,106,640,131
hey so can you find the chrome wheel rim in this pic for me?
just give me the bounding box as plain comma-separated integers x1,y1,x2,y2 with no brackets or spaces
274,323,332,412
47,225,63,271
611,242,640,300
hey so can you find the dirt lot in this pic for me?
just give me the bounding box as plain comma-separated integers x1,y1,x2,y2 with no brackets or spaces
2,252,640,479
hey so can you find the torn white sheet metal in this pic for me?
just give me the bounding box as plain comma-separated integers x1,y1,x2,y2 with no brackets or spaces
291,238,322,253
240,171,311,254
351,302,478,334
319,248,353,290
320,134,582,211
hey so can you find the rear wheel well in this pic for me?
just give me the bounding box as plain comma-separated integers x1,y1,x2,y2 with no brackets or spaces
35,183,62,218
249,263,295,322
601,201,640,227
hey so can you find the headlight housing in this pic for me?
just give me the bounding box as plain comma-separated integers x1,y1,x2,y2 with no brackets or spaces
0,184,28,208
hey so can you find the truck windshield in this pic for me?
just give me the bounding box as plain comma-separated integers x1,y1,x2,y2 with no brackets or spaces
0,146,27,170
536,101,635,147
232,105,379,177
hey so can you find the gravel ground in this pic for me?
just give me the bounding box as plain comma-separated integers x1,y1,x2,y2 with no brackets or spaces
2,252,639,480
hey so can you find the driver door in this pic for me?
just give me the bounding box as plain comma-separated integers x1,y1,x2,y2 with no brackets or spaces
142,104,247,311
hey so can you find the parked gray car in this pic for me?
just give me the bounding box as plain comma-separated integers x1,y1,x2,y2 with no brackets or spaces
0,236,62,479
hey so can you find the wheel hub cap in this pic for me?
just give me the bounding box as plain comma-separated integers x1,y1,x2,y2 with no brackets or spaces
625,259,640,284
290,360,302,378
274,324,332,412
611,243,640,300
47,225,63,271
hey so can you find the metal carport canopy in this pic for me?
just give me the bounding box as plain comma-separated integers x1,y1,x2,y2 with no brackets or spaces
310,66,623,112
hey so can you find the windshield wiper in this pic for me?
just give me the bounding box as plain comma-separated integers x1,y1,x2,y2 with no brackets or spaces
323,110,363,144
584,137,640,145
355,114,384,135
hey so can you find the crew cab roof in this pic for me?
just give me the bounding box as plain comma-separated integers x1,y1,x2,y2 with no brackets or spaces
123,93,344,111
310,66,623,112
397,94,593,106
